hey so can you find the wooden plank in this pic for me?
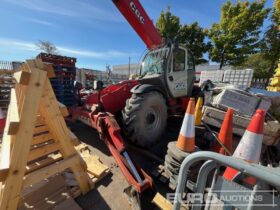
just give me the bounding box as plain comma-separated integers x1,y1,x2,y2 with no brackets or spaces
0,99,14,183
6,89,20,135
0,77,14,82
34,187,69,209
13,71,30,85
28,141,59,162
58,102,69,117
35,115,45,126
19,174,69,210
45,63,56,78
16,64,28,111
0,70,16,74
152,193,173,210
202,106,280,145
0,61,47,210
53,198,82,210
69,129,80,146
20,187,69,210
0,103,12,171
68,186,81,199
26,153,63,174
81,152,109,178
32,133,53,145
23,154,79,188
33,125,49,134
39,79,90,194
39,81,77,155
0,169,9,182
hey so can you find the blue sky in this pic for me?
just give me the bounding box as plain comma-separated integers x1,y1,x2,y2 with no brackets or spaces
0,0,274,70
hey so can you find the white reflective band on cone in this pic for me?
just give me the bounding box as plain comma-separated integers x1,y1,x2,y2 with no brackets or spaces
179,113,195,138
233,130,263,163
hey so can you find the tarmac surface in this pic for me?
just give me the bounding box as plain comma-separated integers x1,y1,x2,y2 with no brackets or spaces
69,116,184,210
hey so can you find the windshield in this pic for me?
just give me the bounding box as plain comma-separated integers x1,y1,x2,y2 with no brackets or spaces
140,47,169,77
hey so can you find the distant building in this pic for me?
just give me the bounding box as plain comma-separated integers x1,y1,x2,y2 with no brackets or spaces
76,68,128,86
112,63,232,80
112,63,141,76
0,60,23,71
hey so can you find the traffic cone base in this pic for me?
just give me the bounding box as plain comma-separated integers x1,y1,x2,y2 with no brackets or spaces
224,167,256,185
176,135,195,152
223,167,239,180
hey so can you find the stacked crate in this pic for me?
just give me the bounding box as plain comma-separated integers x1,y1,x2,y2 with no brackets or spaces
37,53,76,106
223,69,253,89
267,62,280,92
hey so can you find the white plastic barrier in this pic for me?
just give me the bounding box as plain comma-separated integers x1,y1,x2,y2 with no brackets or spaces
199,70,224,86
223,69,253,89
212,88,259,116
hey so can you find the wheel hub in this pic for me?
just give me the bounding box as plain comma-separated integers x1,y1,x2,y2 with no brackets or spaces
146,112,156,125
145,108,160,130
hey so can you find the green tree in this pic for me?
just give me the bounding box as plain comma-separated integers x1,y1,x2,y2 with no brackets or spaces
236,53,271,78
156,6,180,40
208,0,270,69
36,40,59,54
261,0,280,76
179,22,211,64
156,8,211,64
273,0,280,23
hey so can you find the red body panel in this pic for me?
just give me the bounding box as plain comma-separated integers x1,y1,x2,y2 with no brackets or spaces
112,0,162,49
84,80,139,113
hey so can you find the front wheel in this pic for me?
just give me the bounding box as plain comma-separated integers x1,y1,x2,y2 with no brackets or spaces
122,91,167,147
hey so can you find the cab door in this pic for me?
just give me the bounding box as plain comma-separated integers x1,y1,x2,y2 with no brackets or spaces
166,47,195,98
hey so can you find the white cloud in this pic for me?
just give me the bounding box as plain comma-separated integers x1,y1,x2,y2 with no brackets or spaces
5,0,123,23
0,39,35,51
0,38,133,59
58,47,128,58
23,17,56,27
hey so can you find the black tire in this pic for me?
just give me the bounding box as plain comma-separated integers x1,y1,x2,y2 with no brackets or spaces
122,91,167,147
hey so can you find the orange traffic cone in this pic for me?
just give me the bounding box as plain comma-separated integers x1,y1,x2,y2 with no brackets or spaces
212,108,233,155
0,108,6,134
194,97,203,126
223,109,265,183
176,98,195,152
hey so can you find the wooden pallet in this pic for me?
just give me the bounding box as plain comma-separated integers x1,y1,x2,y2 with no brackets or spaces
202,105,280,145
0,60,93,210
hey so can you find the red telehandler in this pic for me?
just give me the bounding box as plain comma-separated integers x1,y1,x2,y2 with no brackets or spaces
70,0,200,208
73,0,198,146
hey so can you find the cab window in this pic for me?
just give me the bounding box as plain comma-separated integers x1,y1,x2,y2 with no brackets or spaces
173,49,185,72
187,51,195,70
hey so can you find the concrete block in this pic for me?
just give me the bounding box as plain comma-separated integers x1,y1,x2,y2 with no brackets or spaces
212,89,259,116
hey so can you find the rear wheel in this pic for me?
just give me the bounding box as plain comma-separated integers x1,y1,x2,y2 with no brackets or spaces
122,91,167,147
